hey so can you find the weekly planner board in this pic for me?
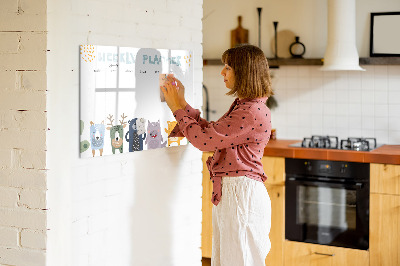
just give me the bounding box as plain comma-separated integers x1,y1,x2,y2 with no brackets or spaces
79,45,194,157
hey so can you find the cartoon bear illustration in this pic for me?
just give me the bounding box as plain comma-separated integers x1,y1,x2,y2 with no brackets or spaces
125,118,147,152
145,120,167,150
165,121,184,146
90,121,105,157
106,113,127,154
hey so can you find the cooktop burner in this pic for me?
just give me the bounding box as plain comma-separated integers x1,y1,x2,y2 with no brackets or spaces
290,136,380,151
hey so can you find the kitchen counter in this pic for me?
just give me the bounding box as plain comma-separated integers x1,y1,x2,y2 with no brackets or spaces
263,139,400,165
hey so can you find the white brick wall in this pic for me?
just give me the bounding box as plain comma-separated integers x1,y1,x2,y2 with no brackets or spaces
46,1,203,266
0,0,48,265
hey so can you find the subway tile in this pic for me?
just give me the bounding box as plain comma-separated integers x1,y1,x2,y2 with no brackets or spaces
336,90,349,103
348,103,362,116
388,131,400,144
361,90,375,104
374,117,389,130
298,67,311,78
388,117,400,131
388,104,400,117
285,66,298,77
374,130,389,144
348,90,362,103
336,103,349,116
362,116,375,130
349,128,362,137
388,91,400,104
388,65,400,76
374,90,388,104
375,104,389,117
336,115,349,129
361,104,375,116
361,75,374,91
348,75,362,90
361,129,375,138
374,65,388,77
388,76,400,91
348,116,362,129
374,77,388,91
286,77,299,89
298,77,311,89
323,103,336,115
323,87,336,103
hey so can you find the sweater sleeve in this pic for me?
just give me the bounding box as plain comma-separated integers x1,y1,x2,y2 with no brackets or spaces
168,103,211,137
173,106,256,152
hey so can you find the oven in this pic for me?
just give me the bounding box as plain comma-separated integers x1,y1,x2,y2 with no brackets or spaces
285,158,370,250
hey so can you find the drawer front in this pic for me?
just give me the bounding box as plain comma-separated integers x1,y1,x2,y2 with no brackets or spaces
284,241,369,266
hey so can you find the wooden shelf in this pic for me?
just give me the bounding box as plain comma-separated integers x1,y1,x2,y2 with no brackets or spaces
359,57,400,65
203,57,400,67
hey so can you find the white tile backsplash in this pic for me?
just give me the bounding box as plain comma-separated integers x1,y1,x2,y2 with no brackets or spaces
204,65,400,144
268,65,400,144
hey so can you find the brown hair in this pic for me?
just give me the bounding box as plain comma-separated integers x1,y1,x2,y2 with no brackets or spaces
221,44,273,99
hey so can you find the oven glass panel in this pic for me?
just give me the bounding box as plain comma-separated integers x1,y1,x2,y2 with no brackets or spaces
297,186,357,230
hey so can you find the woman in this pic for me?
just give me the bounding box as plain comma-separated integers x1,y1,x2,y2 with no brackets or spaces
162,44,273,266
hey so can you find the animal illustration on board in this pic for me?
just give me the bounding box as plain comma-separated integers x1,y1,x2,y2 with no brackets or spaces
80,120,91,153
106,113,128,154
125,118,147,152
90,121,105,157
165,121,184,146
145,120,167,150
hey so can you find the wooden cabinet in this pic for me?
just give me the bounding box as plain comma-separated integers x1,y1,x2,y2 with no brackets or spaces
264,184,284,266
284,241,369,266
201,152,213,258
262,156,285,266
370,163,400,195
370,163,400,266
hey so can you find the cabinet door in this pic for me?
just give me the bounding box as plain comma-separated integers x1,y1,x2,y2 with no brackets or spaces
370,193,400,266
265,185,284,266
370,163,400,195
261,156,285,185
202,152,213,258
284,241,369,266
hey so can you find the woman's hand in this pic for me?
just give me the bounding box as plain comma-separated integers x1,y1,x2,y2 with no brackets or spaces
168,75,187,108
161,79,184,113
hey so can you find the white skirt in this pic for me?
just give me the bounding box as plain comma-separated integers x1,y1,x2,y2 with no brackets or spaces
212,176,271,266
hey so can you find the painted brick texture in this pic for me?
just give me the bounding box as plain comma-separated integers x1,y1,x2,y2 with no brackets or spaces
0,0,48,265
46,0,204,265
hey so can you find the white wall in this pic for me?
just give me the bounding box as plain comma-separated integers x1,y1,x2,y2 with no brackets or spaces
203,0,400,58
46,0,203,265
203,0,400,145
0,0,48,265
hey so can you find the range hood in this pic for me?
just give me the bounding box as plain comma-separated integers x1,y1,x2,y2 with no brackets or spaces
320,0,365,71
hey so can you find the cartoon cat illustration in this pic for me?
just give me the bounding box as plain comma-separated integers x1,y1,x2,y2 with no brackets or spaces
165,121,184,146
90,121,105,157
145,120,167,150
125,118,147,152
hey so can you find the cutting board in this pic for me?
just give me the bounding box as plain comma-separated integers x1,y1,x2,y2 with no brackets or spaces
231,16,249,48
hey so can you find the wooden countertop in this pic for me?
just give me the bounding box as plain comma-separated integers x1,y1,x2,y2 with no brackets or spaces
263,139,400,165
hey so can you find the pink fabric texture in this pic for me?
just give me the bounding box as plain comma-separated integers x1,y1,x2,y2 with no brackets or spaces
170,97,271,205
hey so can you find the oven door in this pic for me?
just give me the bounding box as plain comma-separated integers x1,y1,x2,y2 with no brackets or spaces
285,177,369,250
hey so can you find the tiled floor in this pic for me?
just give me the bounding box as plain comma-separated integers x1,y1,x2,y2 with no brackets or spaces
202,257,211,266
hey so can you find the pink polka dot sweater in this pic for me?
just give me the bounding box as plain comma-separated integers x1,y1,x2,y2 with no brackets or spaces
170,97,272,206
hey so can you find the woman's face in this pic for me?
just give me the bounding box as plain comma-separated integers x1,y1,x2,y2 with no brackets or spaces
220,64,235,89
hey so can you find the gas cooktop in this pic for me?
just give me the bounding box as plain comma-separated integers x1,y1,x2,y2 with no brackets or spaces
289,135,383,151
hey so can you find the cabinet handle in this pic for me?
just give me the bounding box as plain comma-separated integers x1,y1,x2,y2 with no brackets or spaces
314,252,335,257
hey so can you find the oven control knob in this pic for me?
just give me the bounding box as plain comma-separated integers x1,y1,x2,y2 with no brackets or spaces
340,164,347,174
304,162,312,171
